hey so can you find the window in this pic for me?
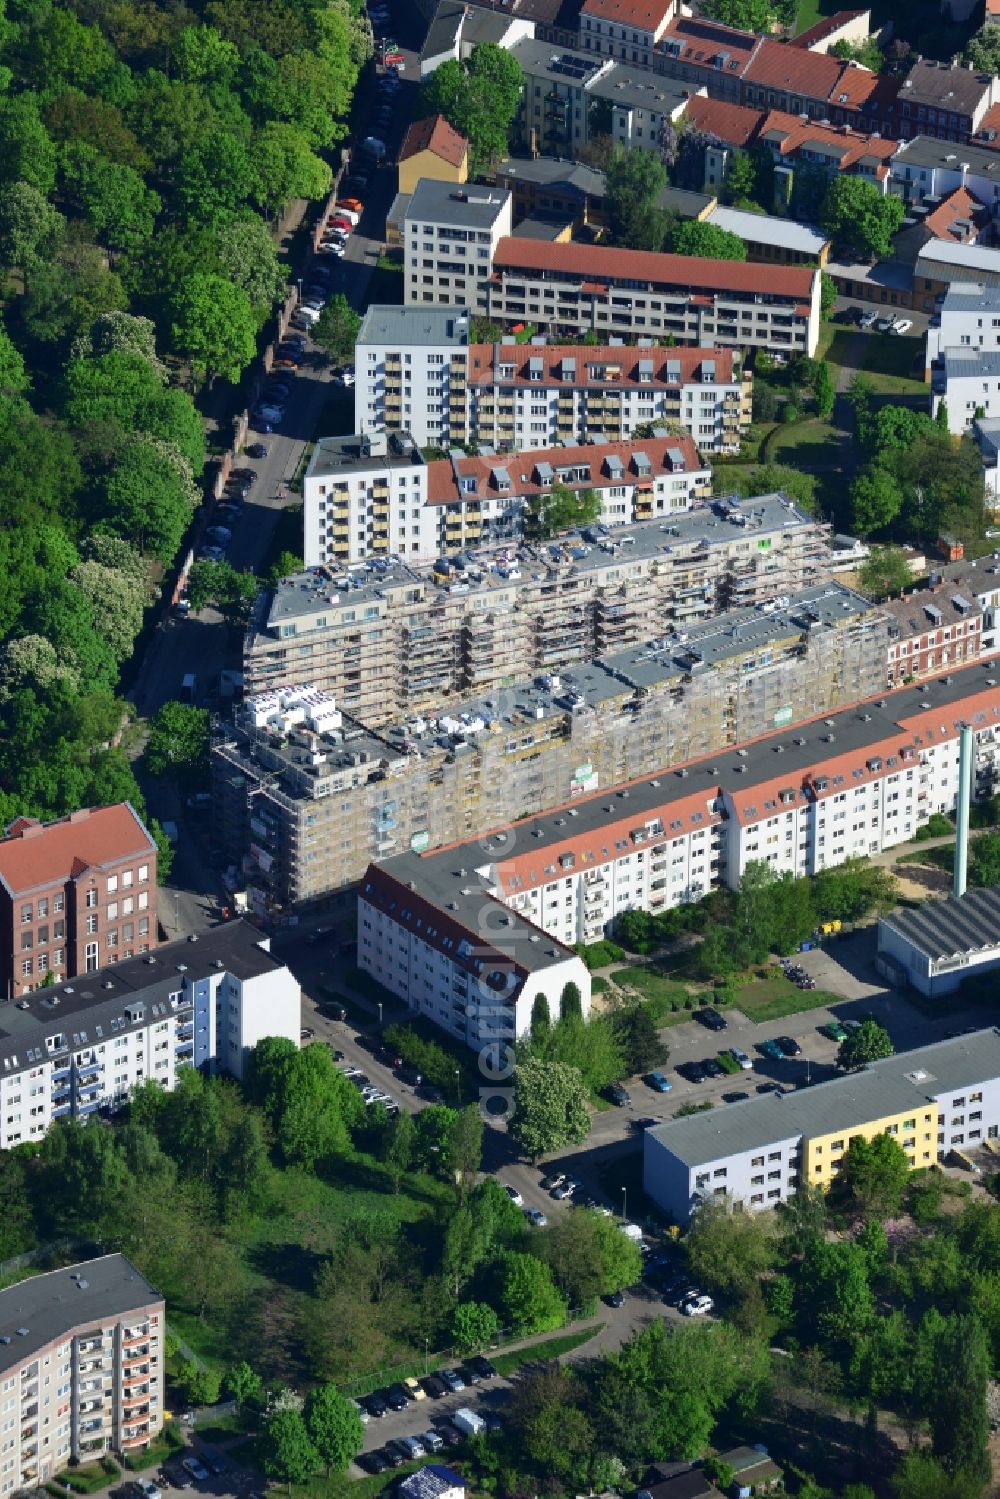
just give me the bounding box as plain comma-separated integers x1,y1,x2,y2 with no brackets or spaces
85,889,97,909
122,870,133,888
20,904,31,924
85,914,98,936
84,943,98,974
107,875,118,894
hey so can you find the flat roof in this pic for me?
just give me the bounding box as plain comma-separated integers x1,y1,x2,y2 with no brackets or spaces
0,1254,160,1373
0,920,281,1071
589,61,694,113
896,135,1000,178
943,347,1000,380
647,1028,1000,1168
306,434,425,481
358,305,471,348
496,155,606,197
707,205,829,254
918,240,1000,277
405,179,510,230
260,493,823,632
941,283,1000,312
880,884,1000,961
510,35,611,86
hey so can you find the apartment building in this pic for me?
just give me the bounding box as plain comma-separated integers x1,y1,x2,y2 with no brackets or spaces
895,58,998,144
643,1030,1000,1221
247,493,830,719
304,430,712,567
402,180,512,312
0,921,299,1148
488,239,823,356
890,136,1000,216
491,155,713,234
356,305,750,452
703,205,831,267
653,15,762,105
355,304,472,449
0,805,158,1000
215,582,885,906
358,859,591,1054
931,349,1000,434
883,578,984,685
363,664,1000,950
579,0,676,68
510,37,694,157
925,282,1000,369
0,1254,164,1491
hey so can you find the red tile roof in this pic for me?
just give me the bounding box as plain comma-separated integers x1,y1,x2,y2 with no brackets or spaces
756,109,897,174
972,101,1000,149
0,804,155,895
399,114,468,168
683,95,763,148
492,235,818,298
923,185,986,242
581,0,673,29
495,787,723,893
658,14,761,69
744,37,893,113
465,341,737,388
425,434,708,506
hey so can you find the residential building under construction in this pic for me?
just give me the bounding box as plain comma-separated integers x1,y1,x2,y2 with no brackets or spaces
213,582,887,909
245,492,833,725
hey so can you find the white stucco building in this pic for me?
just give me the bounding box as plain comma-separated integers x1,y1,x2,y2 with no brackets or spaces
402,180,512,314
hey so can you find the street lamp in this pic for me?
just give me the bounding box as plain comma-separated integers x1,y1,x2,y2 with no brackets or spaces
454,1067,461,1105
377,1001,383,1027
621,1186,627,1223
424,1337,429,1375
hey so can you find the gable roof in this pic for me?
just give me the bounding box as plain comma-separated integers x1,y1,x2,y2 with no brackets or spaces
683,94,763,147
400,115,468,169
466,341,736,389
757,108,896,175
0,804,156,896
492,235,818,298
581,0,673,28
924,184,987,242
658,14,761,73
899,56,993,116
425,433,708,506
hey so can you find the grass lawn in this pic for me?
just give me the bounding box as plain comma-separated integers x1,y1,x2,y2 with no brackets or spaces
57,1460,119,1493
365,260,404,306
609,962,700,1024
733,974,843,1023
123,1424,183,1473
818,324,927,396
491,1324,604,1376
898,843,954,873
258,502,303,578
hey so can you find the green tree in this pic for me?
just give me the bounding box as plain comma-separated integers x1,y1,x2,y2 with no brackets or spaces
215,217,286,318
419,44,522,168
893,1452,983,1499
0,181,64,288
446,1104,484,1194
249,121,333,216
185,559,258,622
168,273,257,386
530,992,551,1040
965,25,1000,73
605,145,670,251
384,1109,415,1192
927,1315,991,1487
22,235,126,347
259,1408,318,1489
730,461,816,514
812,360,834,419
611,1004,668,1076
61,143,160,257
858,544,912,599
970,829,1000,887
142,698,209,779
451,1300,500,1351
527,481,602,539
497,1249,567,1333
313,294,361,364
800,1239,875,1349
0,95,57,195
836,1133,911,1218
669,219,748,261
724,149,757,206
838,1019,894,1071
685,1196,775,1299
820,176,904,261
700,0,776,26
850,465,904,535
831,36,884,69
509,1055,591,1161
303,1385,363,1476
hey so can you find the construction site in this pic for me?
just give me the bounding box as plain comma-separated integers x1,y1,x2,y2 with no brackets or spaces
243,492,837,725
213,580,888,909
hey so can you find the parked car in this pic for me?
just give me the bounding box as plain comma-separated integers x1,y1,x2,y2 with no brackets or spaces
338,197,364,215
357,1452,389,1475
823,1020,848,1042
551,1180,577,1200
246,442,269,458
436,1423,463,1448
684,1060,708,1084
381,1443,407,1468
422,1374,447,1398
468,1356,496,1380
524,1207,548,1227
696,1006,728,1032
607,1290,626,1308
756,1081,784,1095
859,309,879,328
646,1070,672,1092
198,545,225,562
404,1377,426,1402
890,318,913,335
365,1391,387,1419
722,1091,750,1103
205,526,232,544
335,368,356,387
397,1064,422,1085
421,1431,445,1453
681,1293,714,1317
181,1460,209,1483
540,1172,565,1190
776,1035,802,1057
728,1047,752,1072
439,1368,465,1394
758,1038,786,1061
503,1183,523,1206
386,1384,409,1411
399,1437,426,1461
230,466,256,480
701,1058,724,1080
605,1081,630,1107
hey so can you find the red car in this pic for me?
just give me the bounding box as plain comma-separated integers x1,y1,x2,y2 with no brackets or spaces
327,215,353,234
383,51,404,67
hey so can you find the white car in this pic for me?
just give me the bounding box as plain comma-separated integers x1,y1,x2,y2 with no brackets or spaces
681,1294,714,1317
319,241,346,257
137,1483,161,1499
503,1183,523,1206
524,1207,548,1227
351,1399,369,1426
890,318,913,336
729,1046,753,1071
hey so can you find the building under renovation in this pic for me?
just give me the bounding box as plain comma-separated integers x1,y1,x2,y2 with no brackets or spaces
244,493,833,725
213,582,887,909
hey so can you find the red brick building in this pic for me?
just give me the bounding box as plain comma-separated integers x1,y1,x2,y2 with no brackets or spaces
0,804,158,997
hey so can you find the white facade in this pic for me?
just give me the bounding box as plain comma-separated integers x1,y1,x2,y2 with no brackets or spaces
303,433,436,568
925,284,1000,368
357,882,590,1054
355,306,471,449
403,183,512,314
932,348,1000,435
0,924,300,1148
